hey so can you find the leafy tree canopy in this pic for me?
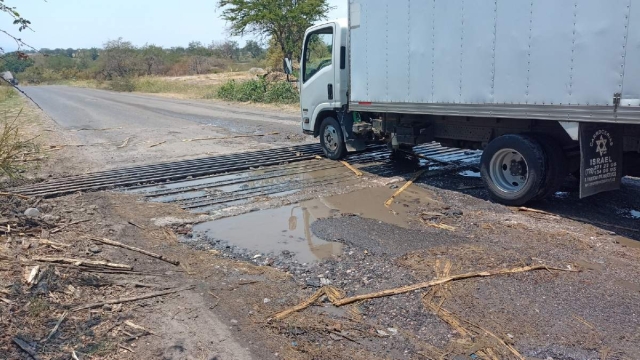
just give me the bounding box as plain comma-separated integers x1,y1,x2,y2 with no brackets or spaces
217,0,332,62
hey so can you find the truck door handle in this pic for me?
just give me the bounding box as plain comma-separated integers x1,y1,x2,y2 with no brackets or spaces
328,84,333,100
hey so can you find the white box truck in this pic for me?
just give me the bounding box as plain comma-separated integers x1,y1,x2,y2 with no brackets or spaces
292,0,640,205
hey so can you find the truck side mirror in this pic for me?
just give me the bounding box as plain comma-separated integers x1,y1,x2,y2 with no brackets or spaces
283,57,293,75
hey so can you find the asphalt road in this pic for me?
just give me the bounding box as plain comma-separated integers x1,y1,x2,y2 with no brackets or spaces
22,85,300,131
21,85,312,174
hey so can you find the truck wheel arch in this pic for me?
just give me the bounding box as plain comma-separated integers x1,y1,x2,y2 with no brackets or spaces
313,109,338,137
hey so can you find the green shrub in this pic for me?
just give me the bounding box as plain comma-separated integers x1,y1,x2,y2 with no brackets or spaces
264,80,299,104
234,79,266,102
109,77,135,92
216,78,299,104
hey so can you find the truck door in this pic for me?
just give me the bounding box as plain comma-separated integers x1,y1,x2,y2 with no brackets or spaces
300,25,336,133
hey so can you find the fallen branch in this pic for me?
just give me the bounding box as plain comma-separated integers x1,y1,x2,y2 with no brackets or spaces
72,285,194,311
117,137,131,148
13,337,40,360
340,161,363,177
127,221,146,229
334,265,574,307
43,311,68,342
0,192,30,199
91,237,180,266
426,223,456,232
148,140,166,148
1,297,13,304
272,289,324,320
38,239,70,250
50,219,90,234
31,256,132,270
183,132,279,142
124,320,158,336
118,344,135,353
385,169,427,207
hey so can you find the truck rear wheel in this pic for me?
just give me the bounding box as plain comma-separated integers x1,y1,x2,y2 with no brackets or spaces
480,134,546,206
530,134,568,201
319,117,347,160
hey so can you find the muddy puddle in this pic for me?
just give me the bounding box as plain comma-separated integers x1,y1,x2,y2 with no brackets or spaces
192,202,343,263
192,184,438,263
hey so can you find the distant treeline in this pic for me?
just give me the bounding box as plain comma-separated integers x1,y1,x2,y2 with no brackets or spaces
1,38,273,83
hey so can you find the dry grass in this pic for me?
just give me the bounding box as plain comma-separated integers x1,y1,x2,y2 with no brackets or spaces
0,87,40,180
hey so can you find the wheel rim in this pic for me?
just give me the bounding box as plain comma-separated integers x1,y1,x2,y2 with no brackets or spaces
489,148,529,193
323,124,339,152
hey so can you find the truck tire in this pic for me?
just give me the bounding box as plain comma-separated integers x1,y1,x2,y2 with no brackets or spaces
530,134,568,201
480,134,546,206
319,117,347,160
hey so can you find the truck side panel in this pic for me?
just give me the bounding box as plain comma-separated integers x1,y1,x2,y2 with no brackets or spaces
348,0,640,123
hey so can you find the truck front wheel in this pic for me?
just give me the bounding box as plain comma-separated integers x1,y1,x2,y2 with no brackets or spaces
480,134,546,206
319,117,347,160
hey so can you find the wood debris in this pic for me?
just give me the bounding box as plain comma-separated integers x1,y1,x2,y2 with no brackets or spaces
124,320,157,336
43,311,68,342
13,337,40,360
50,219,90,234
91,237,180,266
149,140,167,148
0,192,30,199
334,265,574,306
117,137,131,148
340,160,363,177
30,256,133,270
426,222,456,232
385,169,427,207
273,264,576,320
72,285,194,311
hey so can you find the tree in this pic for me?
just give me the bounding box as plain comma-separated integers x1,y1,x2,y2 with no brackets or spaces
0,52,33,73
210,40,239,60
100,38,141,78
217,0,332,64
242,40,265,59
141,44,165,75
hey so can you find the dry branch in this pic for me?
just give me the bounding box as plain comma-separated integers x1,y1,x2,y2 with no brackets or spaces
124,320,157,336
0,192,30,199
117,137,131,148
149,140,166,148
72,285,194,311
334,265,574,306
50,219,90,234
31,256,132,270
43,311,68,343
273,289,324,320
13,337,40,360
340,160,363,177
385,169,427,207
91,237,180,266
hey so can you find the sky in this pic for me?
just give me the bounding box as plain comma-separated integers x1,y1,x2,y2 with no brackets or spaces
0,0,348,51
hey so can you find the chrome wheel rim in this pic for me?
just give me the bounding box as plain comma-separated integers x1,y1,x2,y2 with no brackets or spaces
323,125,339,152
489,148,529,193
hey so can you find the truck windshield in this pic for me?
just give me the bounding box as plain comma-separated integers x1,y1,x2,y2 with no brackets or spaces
303,28,333,83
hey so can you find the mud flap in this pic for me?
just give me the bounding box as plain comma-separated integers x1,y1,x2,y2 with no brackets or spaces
579,123,623,198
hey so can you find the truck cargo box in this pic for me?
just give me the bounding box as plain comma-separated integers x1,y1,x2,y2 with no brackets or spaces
348,0,640,124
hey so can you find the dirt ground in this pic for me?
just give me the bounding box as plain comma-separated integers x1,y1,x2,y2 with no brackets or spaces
2,90,640,360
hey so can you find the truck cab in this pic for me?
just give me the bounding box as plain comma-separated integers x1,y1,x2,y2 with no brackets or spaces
299,19,350,158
